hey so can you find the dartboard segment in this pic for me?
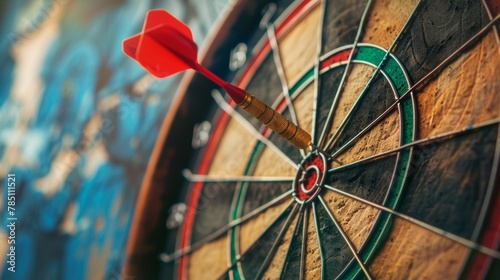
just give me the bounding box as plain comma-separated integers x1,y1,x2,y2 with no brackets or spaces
278,4,321,87
320,0,368,55
368,28,500,278
304,207,322,279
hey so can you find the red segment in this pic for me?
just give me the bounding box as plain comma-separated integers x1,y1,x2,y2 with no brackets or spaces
464,181,500,279
320,49,352,70
238,0,317,88
301,168,318,191
294,154,325,202
487,0,500,15
178,110,231,279
276,0,314,34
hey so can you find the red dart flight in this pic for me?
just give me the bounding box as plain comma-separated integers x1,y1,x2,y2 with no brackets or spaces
122,9,246,103
122,9,312,150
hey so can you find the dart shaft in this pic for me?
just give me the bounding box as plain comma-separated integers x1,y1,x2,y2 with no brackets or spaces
195,64,226,88
238,93,312,149
196,65,311,148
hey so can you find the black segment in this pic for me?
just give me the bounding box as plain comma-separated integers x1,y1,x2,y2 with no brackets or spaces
392,0,488,82
236,0,297,73
280,209,306,279
327,155,397,206
313,201,354,279
330,73,397,153
159,262,175,280
322,0,368,54
486,259,500,280
218,271,230,280
400,127,497,238
242,182,291,216
316,66,345,142
240,203,296,278
191,183,237,243
274,0,296,19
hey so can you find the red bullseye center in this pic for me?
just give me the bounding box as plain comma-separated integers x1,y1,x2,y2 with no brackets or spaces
302,169,318,191
293,154,326,203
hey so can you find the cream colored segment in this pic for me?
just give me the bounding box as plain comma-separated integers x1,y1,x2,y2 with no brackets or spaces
322,190,380,250
188,237,228,280
279,5,321,87
305,207,321,279
252,145,297,177
361,0,418,49
369,218,468,279
293,83,315,135
262,212,297,279
328,64,376,139
333,110,399,168
417,31,500,139
208,118,258,176
239,199,290,255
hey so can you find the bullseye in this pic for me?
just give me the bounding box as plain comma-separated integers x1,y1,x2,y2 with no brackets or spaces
293,152,327,204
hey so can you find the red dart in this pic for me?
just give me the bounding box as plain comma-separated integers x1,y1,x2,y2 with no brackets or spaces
122,9,312,150
122,9,246,103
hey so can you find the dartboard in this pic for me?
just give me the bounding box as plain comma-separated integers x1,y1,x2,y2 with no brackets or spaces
124,0,500,279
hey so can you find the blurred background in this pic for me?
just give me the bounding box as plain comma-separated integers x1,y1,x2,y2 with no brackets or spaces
0,0,228,279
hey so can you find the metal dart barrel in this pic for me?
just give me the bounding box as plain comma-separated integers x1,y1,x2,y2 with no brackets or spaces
238,92,311,149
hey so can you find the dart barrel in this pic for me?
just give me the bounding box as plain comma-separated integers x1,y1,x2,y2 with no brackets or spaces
238,92,311,149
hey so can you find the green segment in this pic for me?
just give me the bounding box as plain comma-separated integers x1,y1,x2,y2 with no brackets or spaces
348,46,414,278
228,44,415,279
290,69,314,94
229,143,265,280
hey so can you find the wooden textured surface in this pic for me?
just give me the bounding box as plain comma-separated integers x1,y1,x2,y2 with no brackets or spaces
261,213,296,279
416,31,500,139
239,200,291,256
294,83,315,137
362,0,419,49
208,119,258,176
366,29,500,280
368,218,469,279
188,237,228,279
304,207,322,279
280,4,321,87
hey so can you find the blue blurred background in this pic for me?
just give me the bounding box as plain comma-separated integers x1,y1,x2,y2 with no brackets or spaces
0,0,227,279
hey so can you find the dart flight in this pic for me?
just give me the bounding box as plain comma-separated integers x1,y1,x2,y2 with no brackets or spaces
122,9,312,149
